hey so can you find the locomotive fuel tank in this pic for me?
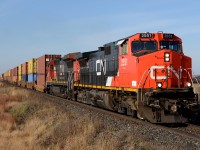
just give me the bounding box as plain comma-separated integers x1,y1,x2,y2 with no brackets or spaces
89,90,115,110
77,90,115,111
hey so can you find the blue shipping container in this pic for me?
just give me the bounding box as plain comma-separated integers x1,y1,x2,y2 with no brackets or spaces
28,74,37,83
22,75,28,81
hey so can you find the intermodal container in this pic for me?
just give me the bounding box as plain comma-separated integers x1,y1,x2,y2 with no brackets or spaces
4,71,7,77
10,69,13,82
12,67,18,83
28,74,37,83
22,74,28,81
12,69,14,82
13,76,17,83
22,62,28,75
13,67,18,76
5,70,10,77
18,65,22,75
4,70,11,82
37,54,61,91
6,77,10,82
18,64,22,81
4,72,6,77
28,58,37,74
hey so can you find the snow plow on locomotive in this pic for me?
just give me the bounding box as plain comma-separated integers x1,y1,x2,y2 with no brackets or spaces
45,32,199,123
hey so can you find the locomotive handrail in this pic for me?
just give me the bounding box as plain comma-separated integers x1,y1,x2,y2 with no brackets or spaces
67,71,74,92
138,68,151,88
138,67,194,89
183,68,194,85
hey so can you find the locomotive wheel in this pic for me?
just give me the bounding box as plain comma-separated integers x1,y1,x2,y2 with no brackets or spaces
49,86,54,95
127,106,137,118
117,105,126,114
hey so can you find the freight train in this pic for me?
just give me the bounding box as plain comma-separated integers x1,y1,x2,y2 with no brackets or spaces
2,32,199,123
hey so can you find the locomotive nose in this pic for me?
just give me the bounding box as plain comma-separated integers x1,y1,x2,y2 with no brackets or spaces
167,50,192,88
151,50,191,89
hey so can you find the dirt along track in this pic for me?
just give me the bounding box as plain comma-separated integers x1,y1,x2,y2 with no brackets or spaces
3,81,200,149
174,123,200,140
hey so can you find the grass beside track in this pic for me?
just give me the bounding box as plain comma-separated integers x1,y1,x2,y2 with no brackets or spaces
0,82,156,150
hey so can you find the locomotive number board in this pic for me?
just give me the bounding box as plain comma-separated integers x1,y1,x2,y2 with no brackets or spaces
163,34,174,39
140,33,152,38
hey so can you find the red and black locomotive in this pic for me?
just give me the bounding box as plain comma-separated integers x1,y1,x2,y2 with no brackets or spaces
45,32,199,123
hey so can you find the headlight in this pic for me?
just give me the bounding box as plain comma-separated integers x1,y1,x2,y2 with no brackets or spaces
157,82,162,88
165,58,169,62
171,104,177,112
164,53,170,57
186,82,192,87
164,52,170,62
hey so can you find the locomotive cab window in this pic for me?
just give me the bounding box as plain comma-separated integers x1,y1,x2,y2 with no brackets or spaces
121,43,128,55
160,41,182,53
131,41,157,53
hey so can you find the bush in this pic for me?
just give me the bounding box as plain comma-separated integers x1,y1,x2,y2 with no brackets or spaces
10,102,38,124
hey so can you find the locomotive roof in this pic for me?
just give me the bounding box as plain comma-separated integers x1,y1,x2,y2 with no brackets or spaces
116,32,178,43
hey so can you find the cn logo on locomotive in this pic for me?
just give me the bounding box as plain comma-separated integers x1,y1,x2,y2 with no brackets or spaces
96,59,106,76
150,66,167,80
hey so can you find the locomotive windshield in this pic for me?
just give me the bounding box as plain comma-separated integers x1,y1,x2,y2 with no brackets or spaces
160,41,181,52
131,41,157,53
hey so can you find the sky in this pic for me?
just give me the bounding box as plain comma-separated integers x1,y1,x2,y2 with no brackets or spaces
0,0,200,74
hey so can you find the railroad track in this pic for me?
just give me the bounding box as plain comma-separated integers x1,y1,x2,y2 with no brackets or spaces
174,123,200,140
4,82,200,142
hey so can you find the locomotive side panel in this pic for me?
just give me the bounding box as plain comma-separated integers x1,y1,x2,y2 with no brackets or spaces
79,60,90,85
78,43,119,87
181,55,192,87
46,59,57,82
73,60,80,82
87,43,119,87
89,50,105,86
77,51,97,85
